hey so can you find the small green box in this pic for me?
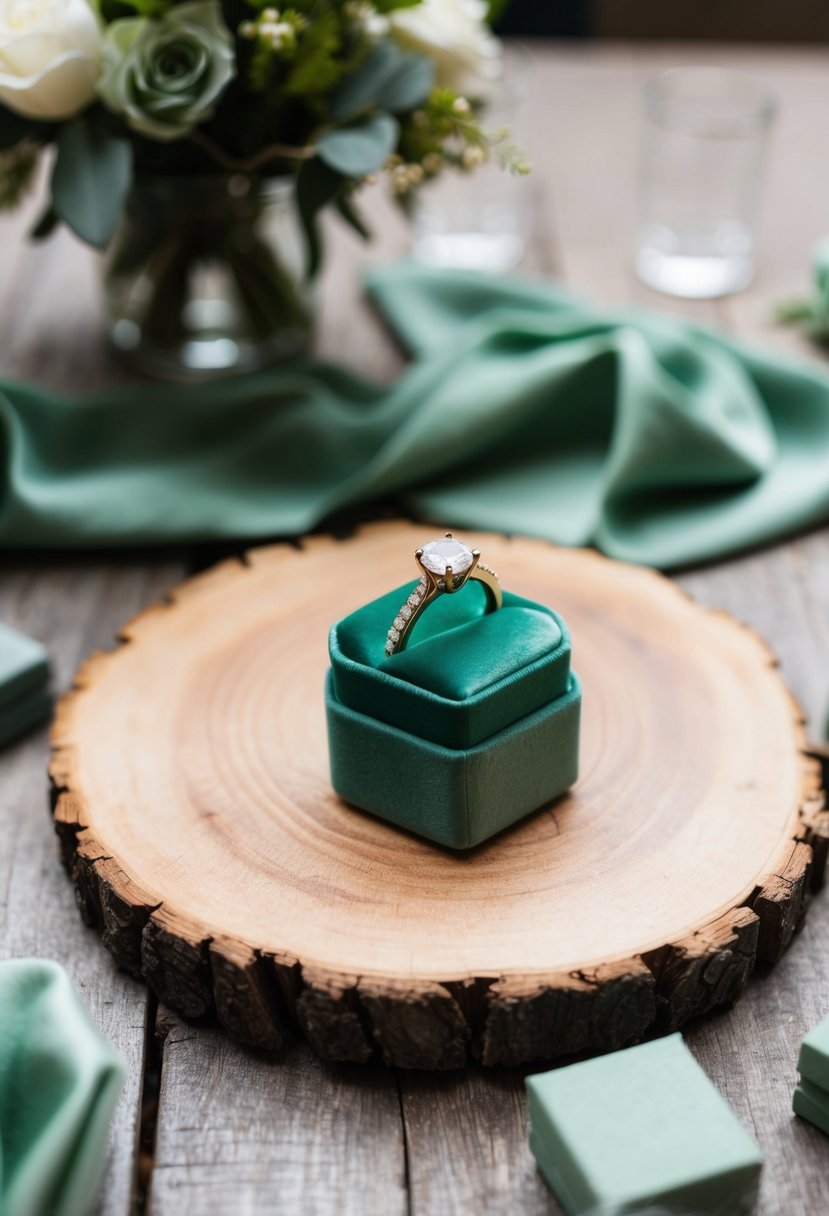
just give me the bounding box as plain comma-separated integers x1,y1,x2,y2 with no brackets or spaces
794,1013,829,1137
0,623,49,712
526,1034,763,1216
793,1080,829,1138
0,624,51,747
325,583,581,849
797,1012,829,1093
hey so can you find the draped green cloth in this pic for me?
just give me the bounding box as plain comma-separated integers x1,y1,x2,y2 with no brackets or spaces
2,263,829,567
0,959,123,1216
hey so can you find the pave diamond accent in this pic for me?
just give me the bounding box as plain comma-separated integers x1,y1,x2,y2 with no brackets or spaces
387,578,429,655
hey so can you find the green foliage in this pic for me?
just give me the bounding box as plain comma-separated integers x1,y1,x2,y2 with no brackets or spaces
52,118,133,247
335,190,370,240
283,10,344,97
372,0,424,11
0,142,39,209
0,106,39,151
99,0,170,18
776,298,829,346
295,155,343,276
1,0,516,268
29,205,60,242
317,112,398,174
331,41,433,121
486,0,510,24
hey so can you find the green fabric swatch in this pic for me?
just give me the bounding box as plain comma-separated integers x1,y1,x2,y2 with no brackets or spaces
526,1034,763,1215
797,1012,829,1092
0,959,123,1216
1,265,829,567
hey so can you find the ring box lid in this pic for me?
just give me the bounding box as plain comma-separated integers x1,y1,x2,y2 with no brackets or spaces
330,584,571,749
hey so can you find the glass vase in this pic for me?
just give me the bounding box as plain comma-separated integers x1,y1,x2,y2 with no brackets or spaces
104,175,313,381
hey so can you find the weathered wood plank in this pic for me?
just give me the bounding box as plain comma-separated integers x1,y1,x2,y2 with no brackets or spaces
401,1066,556,1216
0,561,184,1216
674,538,829,1216
147,1012,406,1216
685,861,829,1216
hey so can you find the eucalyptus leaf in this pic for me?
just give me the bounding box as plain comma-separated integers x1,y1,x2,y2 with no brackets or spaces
331,42,433,122
30,205,59,242
335,193,371,243
375,54,435,114
51,121,132,249
295,156,344,278
317,114,399,177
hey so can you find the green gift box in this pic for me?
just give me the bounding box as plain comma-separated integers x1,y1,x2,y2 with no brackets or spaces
793,1012,829,1137
526,1034,764,1215
325,582,581,849
0,623,52,749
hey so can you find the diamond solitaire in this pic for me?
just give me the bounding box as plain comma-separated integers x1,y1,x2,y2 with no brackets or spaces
419,536,475,578
384,532,502,657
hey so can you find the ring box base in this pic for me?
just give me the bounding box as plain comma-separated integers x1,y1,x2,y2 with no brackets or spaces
325,670,581,850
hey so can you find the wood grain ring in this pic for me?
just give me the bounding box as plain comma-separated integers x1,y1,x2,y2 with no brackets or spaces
49,522,827,1069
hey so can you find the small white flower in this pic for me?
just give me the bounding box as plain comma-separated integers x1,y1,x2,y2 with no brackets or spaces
345,1,389,41
389,0,501,99
0,0,102,120
462,144,487,169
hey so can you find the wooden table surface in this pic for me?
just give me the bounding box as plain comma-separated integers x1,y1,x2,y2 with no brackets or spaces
1,41,828,1216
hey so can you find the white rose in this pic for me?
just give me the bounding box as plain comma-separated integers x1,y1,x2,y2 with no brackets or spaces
388,0,501,99
0,0,102,120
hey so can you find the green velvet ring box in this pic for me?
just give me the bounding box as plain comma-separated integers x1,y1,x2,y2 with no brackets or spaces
325,581,581,849
793,1013,829,1137
526,1034,764,1215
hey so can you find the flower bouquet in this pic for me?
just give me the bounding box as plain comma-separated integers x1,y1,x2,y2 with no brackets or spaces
0,0,525,378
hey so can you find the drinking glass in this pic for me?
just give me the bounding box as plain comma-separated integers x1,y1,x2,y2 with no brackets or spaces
636,67,776,299
411,46,533,272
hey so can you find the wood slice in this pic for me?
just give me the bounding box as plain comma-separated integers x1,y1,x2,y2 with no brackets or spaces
50,523,827,1069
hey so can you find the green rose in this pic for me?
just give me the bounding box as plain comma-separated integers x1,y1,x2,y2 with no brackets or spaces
98,0,235,142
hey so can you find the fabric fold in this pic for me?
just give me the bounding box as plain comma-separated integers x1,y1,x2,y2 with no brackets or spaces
1,262,828,568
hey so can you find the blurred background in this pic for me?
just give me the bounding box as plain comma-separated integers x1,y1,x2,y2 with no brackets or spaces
496,0,829,41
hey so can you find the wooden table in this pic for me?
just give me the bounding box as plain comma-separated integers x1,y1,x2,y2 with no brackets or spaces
1,42,828,1216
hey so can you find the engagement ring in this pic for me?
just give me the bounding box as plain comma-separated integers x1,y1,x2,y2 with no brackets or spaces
384,533,502,657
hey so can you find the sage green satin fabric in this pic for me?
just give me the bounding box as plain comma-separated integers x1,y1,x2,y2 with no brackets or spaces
2,263,829,567
0,959,123,1216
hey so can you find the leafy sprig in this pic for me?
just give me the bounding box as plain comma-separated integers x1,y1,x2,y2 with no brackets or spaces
0,0,526,268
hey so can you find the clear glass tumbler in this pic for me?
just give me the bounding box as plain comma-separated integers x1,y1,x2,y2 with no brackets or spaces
411,46,533,273
636,67,776,299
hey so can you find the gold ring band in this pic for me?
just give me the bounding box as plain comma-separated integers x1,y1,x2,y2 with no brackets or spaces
385,533,503,657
